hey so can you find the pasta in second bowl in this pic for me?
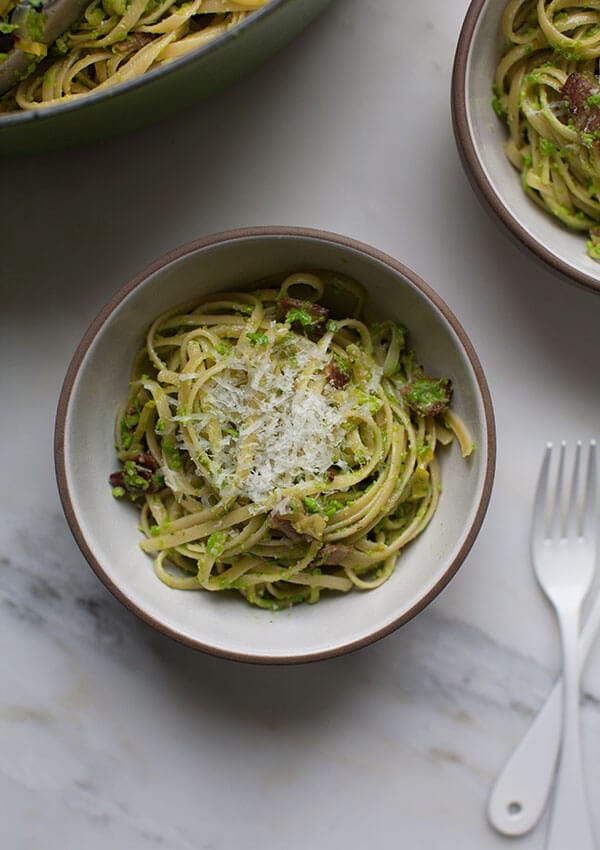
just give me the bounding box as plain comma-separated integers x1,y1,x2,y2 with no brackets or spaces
55,227,495,663
452,0,600,294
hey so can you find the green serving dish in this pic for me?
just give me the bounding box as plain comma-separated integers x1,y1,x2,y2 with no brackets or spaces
0,0,332,156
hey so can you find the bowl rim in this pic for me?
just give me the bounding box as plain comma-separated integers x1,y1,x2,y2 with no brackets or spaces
451,0,600,296
0,0,291,128
54,225,497,664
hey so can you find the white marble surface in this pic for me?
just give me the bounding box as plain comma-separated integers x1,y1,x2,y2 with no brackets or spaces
1,1,600,847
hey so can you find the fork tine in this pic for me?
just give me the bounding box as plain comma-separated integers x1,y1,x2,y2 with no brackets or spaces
565,441,582,539
549,442,566,541
582,440,597,544
532,442,552,542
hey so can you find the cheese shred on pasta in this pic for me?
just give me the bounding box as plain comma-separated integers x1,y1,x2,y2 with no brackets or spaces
109,271,473,610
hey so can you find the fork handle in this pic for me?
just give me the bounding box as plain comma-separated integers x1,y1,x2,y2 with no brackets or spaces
546,610,595,850
487,678,563,835
488,582,600,836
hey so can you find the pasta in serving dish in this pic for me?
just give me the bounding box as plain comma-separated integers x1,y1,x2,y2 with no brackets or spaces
0,0,268,111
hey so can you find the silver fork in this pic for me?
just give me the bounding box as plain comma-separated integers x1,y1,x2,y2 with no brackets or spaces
532,441,597,850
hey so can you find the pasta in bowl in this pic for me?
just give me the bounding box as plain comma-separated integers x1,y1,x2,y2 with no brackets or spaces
55,228,495,662
493,0,600,262
109,272,473,610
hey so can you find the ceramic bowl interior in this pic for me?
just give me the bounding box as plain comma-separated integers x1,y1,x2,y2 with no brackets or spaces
55,228,495,663
452,0,600,294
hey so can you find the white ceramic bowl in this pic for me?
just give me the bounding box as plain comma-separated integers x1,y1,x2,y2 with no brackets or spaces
55,227,495,663
452,0,600,295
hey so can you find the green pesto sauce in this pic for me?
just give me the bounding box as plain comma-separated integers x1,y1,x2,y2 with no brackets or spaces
246,331,269,346
160,436,182,470
285,308,318,328
206,531,227,557
539,137,556,156
123,460,150,492
324,499,344,518
303,496,320,514
404,376,451,415
21,8,46,41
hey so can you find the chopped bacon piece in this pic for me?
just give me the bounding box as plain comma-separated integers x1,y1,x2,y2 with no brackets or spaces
271,503,327,541
317,544,353,566
112,33,154,54
561,72,600,137
271,511,305,542
127,451,159,472
109,452,160,499
401,374,452,417
277,296,329,336
325,358,350,389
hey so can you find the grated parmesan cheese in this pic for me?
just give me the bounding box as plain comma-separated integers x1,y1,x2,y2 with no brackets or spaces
172,326,373,506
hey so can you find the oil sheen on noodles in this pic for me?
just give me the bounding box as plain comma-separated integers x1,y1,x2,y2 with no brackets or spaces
0,0,267,112
494,0,600,259
109,272,473,611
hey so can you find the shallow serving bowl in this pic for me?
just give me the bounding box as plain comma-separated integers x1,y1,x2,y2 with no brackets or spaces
452,0,600,295
0,0,331,157
55,227,496,663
